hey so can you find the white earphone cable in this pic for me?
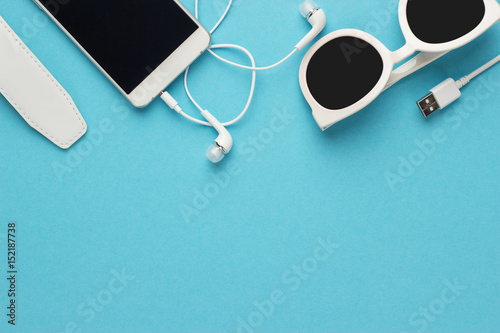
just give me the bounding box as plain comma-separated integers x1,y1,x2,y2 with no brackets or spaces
207,48,298,71
207,0,232,35
180,0,255,127
182,43,256,127
180,0,299,127
200,0,298,70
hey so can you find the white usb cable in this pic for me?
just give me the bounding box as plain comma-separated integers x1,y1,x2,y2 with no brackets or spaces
417,54,500,117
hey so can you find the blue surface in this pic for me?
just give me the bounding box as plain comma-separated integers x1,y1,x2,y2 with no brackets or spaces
1,0,500,332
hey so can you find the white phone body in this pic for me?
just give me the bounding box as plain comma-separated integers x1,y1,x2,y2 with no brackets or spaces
32,0,211,108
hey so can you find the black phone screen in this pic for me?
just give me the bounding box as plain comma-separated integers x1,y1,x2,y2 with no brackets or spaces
39,0,199,94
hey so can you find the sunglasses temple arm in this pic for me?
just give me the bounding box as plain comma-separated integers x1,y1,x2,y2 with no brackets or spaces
384,51,449,91
495,0,500,24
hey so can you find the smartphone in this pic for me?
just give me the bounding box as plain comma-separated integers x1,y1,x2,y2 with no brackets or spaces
33,0,211,107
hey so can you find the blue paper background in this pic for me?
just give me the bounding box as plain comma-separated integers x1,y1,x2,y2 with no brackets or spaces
1,0,499,332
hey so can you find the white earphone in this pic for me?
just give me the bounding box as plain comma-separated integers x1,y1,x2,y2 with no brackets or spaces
297,1,327,51
201,110,233,163
161,0,326,163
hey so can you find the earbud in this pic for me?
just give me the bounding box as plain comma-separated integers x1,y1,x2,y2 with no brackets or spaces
295,0,327,51
201,110,233,163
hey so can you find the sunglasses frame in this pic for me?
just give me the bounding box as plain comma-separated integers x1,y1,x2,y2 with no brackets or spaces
300,0,500,130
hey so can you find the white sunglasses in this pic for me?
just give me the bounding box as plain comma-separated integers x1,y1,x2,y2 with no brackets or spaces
299,0,500,130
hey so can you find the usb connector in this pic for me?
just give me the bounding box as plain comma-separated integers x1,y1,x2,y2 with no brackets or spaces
417,93,440,117
417,78,462,117
417,55,500,117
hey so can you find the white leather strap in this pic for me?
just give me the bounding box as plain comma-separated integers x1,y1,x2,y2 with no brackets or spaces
0,15,86,149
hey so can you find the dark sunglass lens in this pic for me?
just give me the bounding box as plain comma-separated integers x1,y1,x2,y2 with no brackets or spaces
407,0,485,44
306,37,384,110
